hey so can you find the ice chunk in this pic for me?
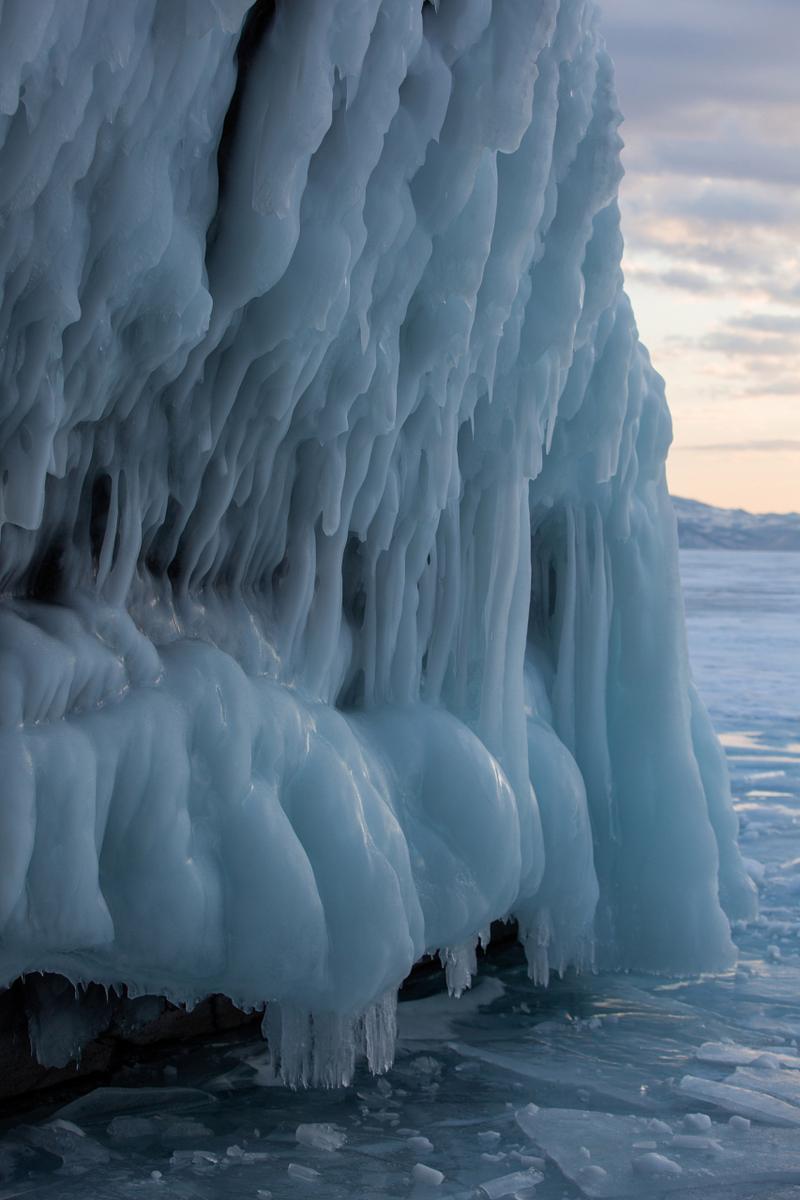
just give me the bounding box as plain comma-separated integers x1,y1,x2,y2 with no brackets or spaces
287,1163,321,1182
684,1113,712,1132
226,1146,271,1164
670,1135,724,1153
48,1119,86,1139
632,1152,682,1177
19,1123,111,1173
510,1151,546,1170
679,1076,800,1126
107,1116,158,1140
170,1149,220,1169
412,1163,444,1186
726,1067,800,1107
407,1136,434,1154
478,1168,544,1197
695,1043,800,1069
515,1104,800,1197
751,1052,785,1070
295,1124,346,1152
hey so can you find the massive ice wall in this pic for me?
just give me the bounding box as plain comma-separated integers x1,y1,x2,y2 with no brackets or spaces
0,0,755,1083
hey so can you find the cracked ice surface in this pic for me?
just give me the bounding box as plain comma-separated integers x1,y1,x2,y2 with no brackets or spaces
0,0,755,1081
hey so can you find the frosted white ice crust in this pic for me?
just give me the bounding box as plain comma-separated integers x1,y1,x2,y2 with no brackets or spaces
0,0,755,1082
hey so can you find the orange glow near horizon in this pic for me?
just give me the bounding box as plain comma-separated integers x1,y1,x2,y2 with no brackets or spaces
667,451,800,514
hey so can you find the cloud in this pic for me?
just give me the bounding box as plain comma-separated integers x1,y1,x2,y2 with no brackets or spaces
625,266,717,294
634,139,800,188
768,280,800,308
743,377,800,397
599,0,800,124
618,176,800,312
626,232,766,275
678,189,799,228
729,313,800,335
702,331,798,358
600,1,800,198
621,180,800,247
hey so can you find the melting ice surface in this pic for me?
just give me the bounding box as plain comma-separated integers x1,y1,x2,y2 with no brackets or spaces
1,548,799,1197
0,0,755,1082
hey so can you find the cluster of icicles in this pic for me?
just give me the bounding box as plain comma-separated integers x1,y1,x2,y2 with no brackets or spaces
0,0,754,1083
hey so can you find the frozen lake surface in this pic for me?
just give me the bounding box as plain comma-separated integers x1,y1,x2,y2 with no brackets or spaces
1,549,799,1199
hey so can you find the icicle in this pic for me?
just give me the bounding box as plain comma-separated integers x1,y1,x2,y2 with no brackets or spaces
439,940,478,1000
262,991,398,1089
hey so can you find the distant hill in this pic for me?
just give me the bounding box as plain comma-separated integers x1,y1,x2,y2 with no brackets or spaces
673,496,800,551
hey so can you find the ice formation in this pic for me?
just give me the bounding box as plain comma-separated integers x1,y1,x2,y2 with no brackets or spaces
0,0,755,1083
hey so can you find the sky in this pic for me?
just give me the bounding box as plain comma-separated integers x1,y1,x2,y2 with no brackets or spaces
597,0,800,513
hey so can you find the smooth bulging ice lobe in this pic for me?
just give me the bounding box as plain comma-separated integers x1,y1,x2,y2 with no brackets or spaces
0,0,755,1083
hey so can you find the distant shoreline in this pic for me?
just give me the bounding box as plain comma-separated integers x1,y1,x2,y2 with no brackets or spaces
673,496,800,552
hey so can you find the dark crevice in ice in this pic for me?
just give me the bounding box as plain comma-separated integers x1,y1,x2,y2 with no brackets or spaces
210,0,278,247
1,922,521,1106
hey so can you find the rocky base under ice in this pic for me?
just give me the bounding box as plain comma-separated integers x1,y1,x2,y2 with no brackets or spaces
0,0,755,1084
